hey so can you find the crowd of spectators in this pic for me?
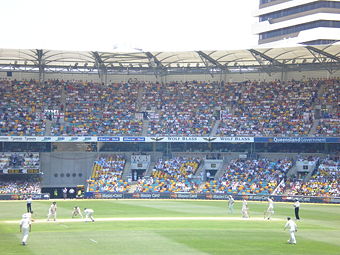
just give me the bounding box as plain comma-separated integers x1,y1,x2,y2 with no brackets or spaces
0,177,41,194
283,157,339,197
315,119,339,137
84,154,339,198
313,79,339,136
50,81,143,136
141,81,227,136
0,152,40,172
201,158,293,195
87,155,130,192
0,78,339,137
135,157,201,193
216,80,320,136
0,79,62,135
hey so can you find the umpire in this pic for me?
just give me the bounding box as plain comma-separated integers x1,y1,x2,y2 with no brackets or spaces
294,199,300,220
26,195,33,213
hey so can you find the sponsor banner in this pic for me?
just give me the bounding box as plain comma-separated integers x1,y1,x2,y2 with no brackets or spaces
87,193,123,199
0,136,98,142
100,193,124,199
0,193,49,200
0,136,338,143
123,137,146,142
174,193,198,199
129,193,163,199
147,137,254,143
97,137,120,142
255,137,340,143
331,198,340,203
84,192,340,204
0,136,254,143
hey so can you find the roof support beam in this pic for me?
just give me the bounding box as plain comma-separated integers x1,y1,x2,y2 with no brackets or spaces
145,52,166,79
305,46,340,62
196,51,225,69
248,48,285,76
248,49,283,66
196,51,228,78
145,52,164,69
305,47,338,74
92,51,107,84
36,49,45,83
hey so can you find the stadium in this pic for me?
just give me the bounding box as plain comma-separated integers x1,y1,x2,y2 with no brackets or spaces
0,2,340,254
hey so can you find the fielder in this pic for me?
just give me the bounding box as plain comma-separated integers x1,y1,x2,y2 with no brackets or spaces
228,195,235,214
20,214,32,246
264,197,274,220
241,199,249,218
22,212,34,222
72,206,83,218
47,202,57,221
84,208,95,222
284,217,298,244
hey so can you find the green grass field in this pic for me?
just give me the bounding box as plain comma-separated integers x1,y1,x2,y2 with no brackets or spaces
0,199,339,255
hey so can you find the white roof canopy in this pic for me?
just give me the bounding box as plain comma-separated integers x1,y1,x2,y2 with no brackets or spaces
0,44,339,75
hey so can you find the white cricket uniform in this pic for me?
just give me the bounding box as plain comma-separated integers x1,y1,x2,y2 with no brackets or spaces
20,217,31,244
84,208,95,222
266,198,274,219
242,200,249,218
284,219,297,244
22,213,32,220
47,204,57,221
228,197,234,213
72,207,83,218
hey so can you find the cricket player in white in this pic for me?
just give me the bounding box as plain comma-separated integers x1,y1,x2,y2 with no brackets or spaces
265,197,274,220
47,202,57,221
242,199,249,218
84,208,95,222
20,214,31,245
22,212,34,222
72,206,83,218
284,217,297,244
228,195,235,214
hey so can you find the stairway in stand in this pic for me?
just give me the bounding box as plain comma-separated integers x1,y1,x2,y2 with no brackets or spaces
210,120,221,136
308,119,319,136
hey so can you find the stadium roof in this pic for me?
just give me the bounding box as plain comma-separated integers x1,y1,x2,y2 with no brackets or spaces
0,44,339,76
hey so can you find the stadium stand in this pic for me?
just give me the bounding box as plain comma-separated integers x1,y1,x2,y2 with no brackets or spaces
283,157,339,197
141,81,225,136
216,80,319,136
136,157,201,193
51,81,143,136
0,177,41,194
200,158,293,195
0,80,60,136
87,155,130,192
0,152,40,172
0,78,339,137
0,77,339,199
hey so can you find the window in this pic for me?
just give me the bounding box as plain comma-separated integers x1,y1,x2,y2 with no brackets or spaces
260,20,340,40
301,39,340,45
259,1,340,22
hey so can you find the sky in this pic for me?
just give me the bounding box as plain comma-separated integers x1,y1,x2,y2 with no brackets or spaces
0,0,259,52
